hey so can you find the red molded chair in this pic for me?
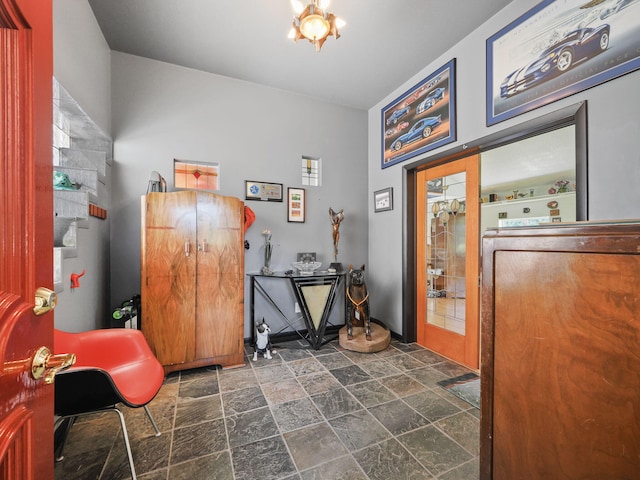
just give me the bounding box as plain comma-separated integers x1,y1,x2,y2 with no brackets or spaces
53,328,165,479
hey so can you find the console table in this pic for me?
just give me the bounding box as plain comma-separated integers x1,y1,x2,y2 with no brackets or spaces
248,272,345,349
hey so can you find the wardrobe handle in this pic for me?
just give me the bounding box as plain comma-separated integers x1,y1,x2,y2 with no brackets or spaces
185,242,190,257
202,239,209,254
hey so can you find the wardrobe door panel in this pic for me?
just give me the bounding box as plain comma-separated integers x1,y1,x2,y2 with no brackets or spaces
142,192,197,366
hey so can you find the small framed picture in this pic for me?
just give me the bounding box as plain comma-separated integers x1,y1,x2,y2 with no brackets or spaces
374,187,393,213
245,180,283,202
287,187,305,222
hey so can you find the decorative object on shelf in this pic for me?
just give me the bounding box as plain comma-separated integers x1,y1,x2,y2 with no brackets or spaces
262,229,274,275
245,180,283,202
555,179,570,193
547,200,559,209
287,188,305,223
374,187,393,213
146,171,167,193
288,0,345,52
53,171,78,191
292,261,322,276
89,203,107,220
70,269,86,289
382,59,457,168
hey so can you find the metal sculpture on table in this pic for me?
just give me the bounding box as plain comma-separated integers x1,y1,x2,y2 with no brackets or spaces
329,207,344,270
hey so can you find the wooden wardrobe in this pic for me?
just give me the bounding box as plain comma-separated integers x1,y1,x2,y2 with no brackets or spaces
141,191,245,373
480,222,640,480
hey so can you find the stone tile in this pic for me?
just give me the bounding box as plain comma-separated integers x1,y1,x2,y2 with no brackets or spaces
297,371,343,396
218,368,258,393
403,389,462,422
102,429,172,479
398,424,473,476
408,348,450,365
277,347,312,362
431,360,473,378
438,458,479,480
170,419,228,464
261,378,307,405
341,350,379,364
353,438,433,480
168,451,234,480
175,394,223,428
384,353,426,372
372,344,403,358
369,399,429,435
406,366,449,388
308,343,339,356
311,388,362,420
329,410,390,451
346,380,397,408
435,411,480,455
315,352,354,370
179,376,219,399
329,364,372,386
270,397,324,432
54,445,110,480
179,365,219,381
254,363,293,384
358,358,402,378
378,373,427,397
392,342,424,353
434,386,477,411
299,455,368,480
225,406,279,448
222,386,267,415
232,436,297,480
288,357,327,376
139,469,168,480
284,423,348,471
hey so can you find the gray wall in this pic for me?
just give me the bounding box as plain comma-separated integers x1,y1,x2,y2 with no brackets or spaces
367,0,640,335
109,53,368,338
53,0,112,332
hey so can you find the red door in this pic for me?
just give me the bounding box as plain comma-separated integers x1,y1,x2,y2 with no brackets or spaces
0,0,57,478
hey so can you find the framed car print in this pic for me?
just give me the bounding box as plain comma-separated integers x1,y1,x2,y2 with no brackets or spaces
245,180,283,202
287,187,305,222
382,59,456,169
487,0,640,126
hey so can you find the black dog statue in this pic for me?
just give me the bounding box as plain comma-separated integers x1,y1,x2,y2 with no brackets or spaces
346,264,371,340
253,318,274,361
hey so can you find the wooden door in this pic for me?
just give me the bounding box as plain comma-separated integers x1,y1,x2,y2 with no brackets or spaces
195,193,244,367
141,192,197,367
0,0,55,478
416,155,479,368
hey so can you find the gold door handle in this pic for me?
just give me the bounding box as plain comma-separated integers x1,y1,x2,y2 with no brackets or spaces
34,287,57,315
31,346,76,384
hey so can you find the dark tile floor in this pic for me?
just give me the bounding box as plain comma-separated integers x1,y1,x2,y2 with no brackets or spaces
54,338,479,480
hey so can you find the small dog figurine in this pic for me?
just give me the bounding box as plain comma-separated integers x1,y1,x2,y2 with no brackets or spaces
346,264,371,341
253,318,274,361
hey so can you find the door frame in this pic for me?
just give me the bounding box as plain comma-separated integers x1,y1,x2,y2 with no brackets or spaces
401,102,588,344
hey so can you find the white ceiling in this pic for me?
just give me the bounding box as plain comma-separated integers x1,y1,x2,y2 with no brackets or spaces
87,0,513,110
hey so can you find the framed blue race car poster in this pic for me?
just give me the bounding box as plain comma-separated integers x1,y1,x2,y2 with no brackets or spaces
487,0,640,126
381,59,456,169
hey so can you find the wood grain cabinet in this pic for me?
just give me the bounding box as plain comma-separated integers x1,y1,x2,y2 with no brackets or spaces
480,222,640,480
141,191,245,373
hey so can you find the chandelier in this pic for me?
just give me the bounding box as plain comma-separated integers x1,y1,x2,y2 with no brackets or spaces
288,0,345,52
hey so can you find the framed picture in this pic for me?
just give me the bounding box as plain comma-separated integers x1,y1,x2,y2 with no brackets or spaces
374,187,393,213
245,180,283,202
174,159,219,191
487,0,640,126
382,59,456,169
287,187,305,222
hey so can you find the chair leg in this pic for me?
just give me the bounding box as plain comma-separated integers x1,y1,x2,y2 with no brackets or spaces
143,405,161,437
53,416,76,462
113,408,137,480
